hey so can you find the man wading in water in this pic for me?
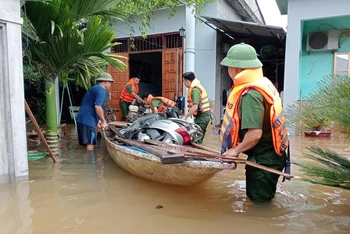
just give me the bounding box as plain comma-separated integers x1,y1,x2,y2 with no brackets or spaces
220,43,289,202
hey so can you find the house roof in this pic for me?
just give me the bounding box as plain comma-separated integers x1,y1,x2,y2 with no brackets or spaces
225,0,265,25
202,16,286,43
275,0,288,15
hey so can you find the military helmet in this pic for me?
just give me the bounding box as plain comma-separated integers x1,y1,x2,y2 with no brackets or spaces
95,72,114,82
220,43,263,68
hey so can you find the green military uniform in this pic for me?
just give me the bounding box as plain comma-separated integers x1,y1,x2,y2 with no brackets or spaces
192,88,211,144
120,85,134,121
150,99,161,109
239,90,286,202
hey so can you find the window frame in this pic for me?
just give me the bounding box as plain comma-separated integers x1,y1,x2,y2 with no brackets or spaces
333,52,350,77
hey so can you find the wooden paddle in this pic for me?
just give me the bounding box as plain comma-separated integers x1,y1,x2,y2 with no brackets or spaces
25,100,58,163
191,142,297,179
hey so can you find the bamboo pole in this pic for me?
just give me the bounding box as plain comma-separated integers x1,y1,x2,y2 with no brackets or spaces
191,142,296,179
25,100,58,162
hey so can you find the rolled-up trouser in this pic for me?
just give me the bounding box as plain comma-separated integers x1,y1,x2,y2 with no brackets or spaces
194,112,211,144
120,99,131,121
245,150,286,203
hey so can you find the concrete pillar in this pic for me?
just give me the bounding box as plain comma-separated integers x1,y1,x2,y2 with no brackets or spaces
0,0,28,184
283,7,302,135
183,6,196,115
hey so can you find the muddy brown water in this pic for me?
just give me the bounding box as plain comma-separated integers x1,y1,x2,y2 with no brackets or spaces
0,125,349,234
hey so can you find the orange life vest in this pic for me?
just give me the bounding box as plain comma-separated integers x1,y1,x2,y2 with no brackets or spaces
146,94,176,113
187,78,210,116
220,68,289,156
120,78,139,103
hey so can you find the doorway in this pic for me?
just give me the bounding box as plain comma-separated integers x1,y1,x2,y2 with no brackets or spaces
129,52,162,97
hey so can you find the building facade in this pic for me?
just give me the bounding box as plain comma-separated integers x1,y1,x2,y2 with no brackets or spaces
276,0,350,108
108,0,284,121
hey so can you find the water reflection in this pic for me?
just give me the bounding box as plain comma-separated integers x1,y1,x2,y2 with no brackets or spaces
0,181,33,234
0,125,349,234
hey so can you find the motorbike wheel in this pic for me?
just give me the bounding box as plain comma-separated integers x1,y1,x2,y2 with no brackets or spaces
105,113,117,123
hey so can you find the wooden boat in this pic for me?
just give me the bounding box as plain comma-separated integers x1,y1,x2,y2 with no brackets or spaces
103,132,225,186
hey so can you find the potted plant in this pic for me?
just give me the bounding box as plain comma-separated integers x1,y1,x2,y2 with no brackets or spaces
303,117,332,137
287,99,332,137
286,75,350,189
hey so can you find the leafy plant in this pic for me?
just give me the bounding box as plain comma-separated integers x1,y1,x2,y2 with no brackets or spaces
22,0,127,152
287,75,350,189
117,0,213,37
23,62,46,120
23,62,45,94
286,75,350,132
294,145,350,190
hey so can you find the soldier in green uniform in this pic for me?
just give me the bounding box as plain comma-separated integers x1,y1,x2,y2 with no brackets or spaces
220,43,288,202
119,76,143,121
182,72,211,144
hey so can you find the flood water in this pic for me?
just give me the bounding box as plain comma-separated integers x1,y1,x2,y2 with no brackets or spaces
0,125,349,234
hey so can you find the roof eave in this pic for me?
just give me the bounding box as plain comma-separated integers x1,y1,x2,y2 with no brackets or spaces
275,0,288,15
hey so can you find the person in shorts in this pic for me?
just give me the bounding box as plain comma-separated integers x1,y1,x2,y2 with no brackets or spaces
76,72,114,150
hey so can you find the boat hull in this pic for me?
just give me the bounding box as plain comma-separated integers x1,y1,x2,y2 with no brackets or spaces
104,134,225,186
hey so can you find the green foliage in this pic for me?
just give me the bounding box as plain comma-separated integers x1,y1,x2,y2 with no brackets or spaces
22,0,128,135
286,75,350,132
23,62,45,94
288,75,350,189
116,0,214,37
23,62,46,120
294,145,350,190
22,0,126,89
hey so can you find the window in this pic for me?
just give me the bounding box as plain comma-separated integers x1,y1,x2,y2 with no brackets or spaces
334,52,350,77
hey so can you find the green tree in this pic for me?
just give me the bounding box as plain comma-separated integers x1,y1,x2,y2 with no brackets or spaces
22,0,127,153
294,145,350,190
286,75,350,189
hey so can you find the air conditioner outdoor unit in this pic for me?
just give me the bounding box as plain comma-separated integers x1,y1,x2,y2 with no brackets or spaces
306,30,339,52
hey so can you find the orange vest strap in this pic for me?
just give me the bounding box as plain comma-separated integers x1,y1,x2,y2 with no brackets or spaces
220,68,289,156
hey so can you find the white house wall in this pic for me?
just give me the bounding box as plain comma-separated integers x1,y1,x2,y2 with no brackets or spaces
194,2,218,101
196,0,243,102
284,0,350,109
113,5,186,38
0,0,28,184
